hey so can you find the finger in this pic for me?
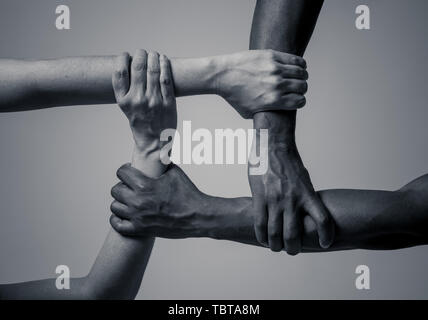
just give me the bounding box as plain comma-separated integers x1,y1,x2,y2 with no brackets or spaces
111,182,135,206
159,54,175,104
280,65,308,80
146,51,161,97
273,51,307,69
283,207,302,256
116,163,153,191
110,200,134,220
281,79,308,95
130,49,148,97
110,214,137,236
280,94,306,110
253,201,269,247
267,205,284,252
112,52,131,101
304,197,335,249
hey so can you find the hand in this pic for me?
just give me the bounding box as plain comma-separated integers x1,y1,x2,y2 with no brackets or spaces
217,50,308,119
112,50,177,153
109,164,208,238
249,113,335,255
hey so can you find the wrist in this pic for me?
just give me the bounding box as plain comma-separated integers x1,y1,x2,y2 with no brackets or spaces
253,111,297,145
206,55,228,96
180,55,224,96
207,54,232,97
132,145,167,178
133,136,166,155
202,196,250,241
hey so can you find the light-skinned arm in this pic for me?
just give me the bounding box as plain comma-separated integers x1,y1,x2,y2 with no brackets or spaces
0,50,307,118
0,50,174,300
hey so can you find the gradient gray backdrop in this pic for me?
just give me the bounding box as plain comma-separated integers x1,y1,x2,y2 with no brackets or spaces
0,0,427,299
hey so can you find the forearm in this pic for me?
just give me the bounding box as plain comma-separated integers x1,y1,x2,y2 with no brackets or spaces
0,277,89,300
250,0,324,135
84,147,167,300
202,187,428,252
82,229,154,300
0,153,164,300
0,234,154,300
0,55,219,112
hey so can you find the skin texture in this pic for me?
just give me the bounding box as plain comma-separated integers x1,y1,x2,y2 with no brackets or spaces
0,48,310,299
249,0,335,254
110,164,428,252
0,50,174,299
0,50,307,118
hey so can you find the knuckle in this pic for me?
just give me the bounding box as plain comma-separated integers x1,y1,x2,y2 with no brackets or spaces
110,186,119,198
265,49,275,59
110,201,119,214
133,198,145,209
148,67,160,74
135,49,147,57
160,76,171,85
131,94,145,106
116,67,128,79
267,62,279,74
130,94,140,104
286,95,304,107
284,79,296,90
297,96,306,107
267,92,282,104
160,54,170,66
163,98,174,108
116,166,125,178
132,62,145,71
266,192,278,202
302,81,308,93
269,75,282,86
148,51,160,71
148,50,160,58
121,51,130,58
118,95,131,107
148,96,162,108
293,56,305,67
109,215,120,229
302,69,309,79
135,181,146,191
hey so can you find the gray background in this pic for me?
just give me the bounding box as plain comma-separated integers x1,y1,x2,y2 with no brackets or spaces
0,0,427,299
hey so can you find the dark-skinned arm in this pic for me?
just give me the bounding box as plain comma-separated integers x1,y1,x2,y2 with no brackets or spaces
110,165,428,252
248,0,335,254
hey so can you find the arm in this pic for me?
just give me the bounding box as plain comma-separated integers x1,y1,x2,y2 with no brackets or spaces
0,50,307,118
0,56,212,112
0,231,155,300
0,51,173,300
110,165,428,252
248,0,335,254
